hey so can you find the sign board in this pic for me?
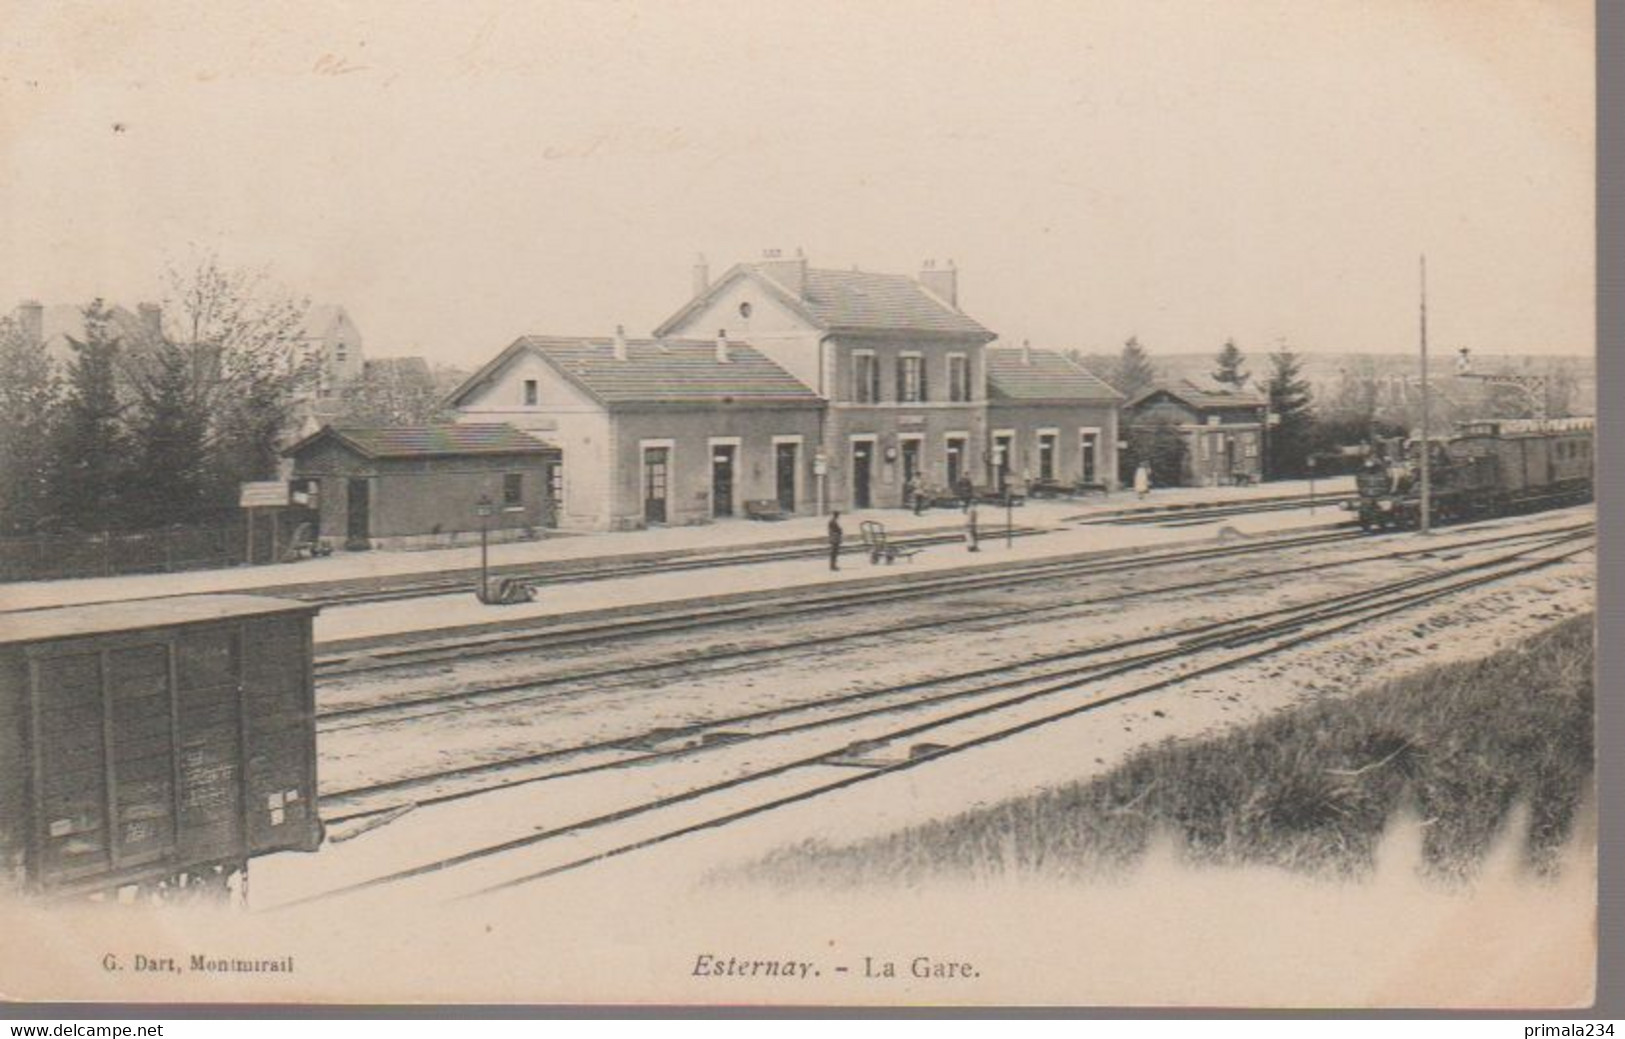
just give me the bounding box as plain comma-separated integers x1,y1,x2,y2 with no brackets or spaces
897,415,926,429
239,481,291,508
812,451,828,476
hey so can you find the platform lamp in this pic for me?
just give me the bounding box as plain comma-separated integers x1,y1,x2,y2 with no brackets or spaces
475,492,495,600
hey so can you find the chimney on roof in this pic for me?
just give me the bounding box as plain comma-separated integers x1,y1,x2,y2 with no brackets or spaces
692,253,709,299
716,328,730,364
137,302,162,341
15,300,42,346
919,258,958,308
613,324,628,361
758,247,807,298
1022,339,1033,366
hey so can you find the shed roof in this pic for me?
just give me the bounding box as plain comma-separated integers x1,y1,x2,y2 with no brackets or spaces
986,347,1124,403
447,336,821,408
654,263,995,340
283,423,556,460
1130,380,1268,411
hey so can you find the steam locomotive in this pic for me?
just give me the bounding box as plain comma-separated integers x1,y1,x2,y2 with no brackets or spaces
1353,417,1594,531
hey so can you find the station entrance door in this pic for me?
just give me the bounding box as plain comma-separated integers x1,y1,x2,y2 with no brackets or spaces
775,443,798,513
851,441,874,510
643,447,669,525
711,445,736,518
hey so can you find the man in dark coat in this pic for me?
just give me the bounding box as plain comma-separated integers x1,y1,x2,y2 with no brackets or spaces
827,511,843,571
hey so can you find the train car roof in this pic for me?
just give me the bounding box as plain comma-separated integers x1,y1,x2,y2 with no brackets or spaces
0,594,318,647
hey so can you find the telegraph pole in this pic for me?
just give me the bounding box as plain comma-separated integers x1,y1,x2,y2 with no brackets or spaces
1418,255,1431,534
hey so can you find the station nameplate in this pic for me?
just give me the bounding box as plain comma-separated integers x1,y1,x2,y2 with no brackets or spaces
239,481,291,508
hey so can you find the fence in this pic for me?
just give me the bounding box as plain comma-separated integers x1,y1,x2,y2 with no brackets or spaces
0,519,271,583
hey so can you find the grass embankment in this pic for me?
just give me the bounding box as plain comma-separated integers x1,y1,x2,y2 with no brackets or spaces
752,614,1595,886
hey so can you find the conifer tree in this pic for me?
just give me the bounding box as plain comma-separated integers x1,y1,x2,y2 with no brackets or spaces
126,341,210,527
1265,345,1315,478
0,316,61,534
51,300,132,529
1113,335,1159,399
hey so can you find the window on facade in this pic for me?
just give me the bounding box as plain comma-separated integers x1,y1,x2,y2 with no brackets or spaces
1038,434,1057,482
503,472,523,508
853,353,880,403
523,379,539,406
897,355,925,403
948,355,970,402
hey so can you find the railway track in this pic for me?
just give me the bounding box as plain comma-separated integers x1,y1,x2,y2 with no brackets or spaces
311,518,1592,738
313,524,1372,676
285,524,1047,607
1068,490,1350,527
273,522,1593,908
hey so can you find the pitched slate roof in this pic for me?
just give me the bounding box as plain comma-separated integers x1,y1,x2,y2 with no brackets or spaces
448,336,821,408
986,347,1124,403
283,423,555,460
654,262,995,340
1130,379,1268,410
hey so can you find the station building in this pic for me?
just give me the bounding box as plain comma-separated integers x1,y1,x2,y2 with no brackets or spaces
446,331,822,530
653,253,998,511
1125,381,1269,486
281,424,561,549
985,345,1124,491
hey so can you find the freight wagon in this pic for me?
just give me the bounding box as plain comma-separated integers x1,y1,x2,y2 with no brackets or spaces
1354,417,1593,531
0,595,323,901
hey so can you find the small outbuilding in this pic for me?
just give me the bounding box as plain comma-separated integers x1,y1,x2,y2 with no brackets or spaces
281,424,561,550
1124,381,1269,487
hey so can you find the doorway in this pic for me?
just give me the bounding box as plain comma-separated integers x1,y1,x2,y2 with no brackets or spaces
946,437,966,490
542,460,563,528
711,444,736,518
901,438,922,485
851,440,874,510
1080,432,1099,485
643,447,669,525
345,478,370,549
775,443,798,512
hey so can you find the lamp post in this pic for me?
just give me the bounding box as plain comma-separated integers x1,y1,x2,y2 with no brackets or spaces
1419,255,1432,535
475,493,494,600
1307,455,1317,514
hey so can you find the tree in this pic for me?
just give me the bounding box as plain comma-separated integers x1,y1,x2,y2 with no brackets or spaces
1264,346,1315,479
51,300,133,529
0,316,61,534
1123,417,1188,487
1112,335,1159,400
334,358,449,426
1212,338,1249,388
125,341,211,528
162,255,319,507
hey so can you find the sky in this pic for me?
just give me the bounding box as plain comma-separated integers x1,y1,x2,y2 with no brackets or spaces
0,0,1595,367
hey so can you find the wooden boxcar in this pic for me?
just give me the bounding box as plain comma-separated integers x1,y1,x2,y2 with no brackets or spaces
0,595,323,900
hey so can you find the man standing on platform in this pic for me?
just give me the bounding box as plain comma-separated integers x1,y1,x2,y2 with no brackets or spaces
827,511,844,571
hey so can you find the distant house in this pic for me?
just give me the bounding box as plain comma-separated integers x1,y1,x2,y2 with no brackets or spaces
299,304,365,395
281,423,560,550
1126,381,1269,486
10,299,164,365
986,345,1125,491
447,330,823,530
654,252,998,509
